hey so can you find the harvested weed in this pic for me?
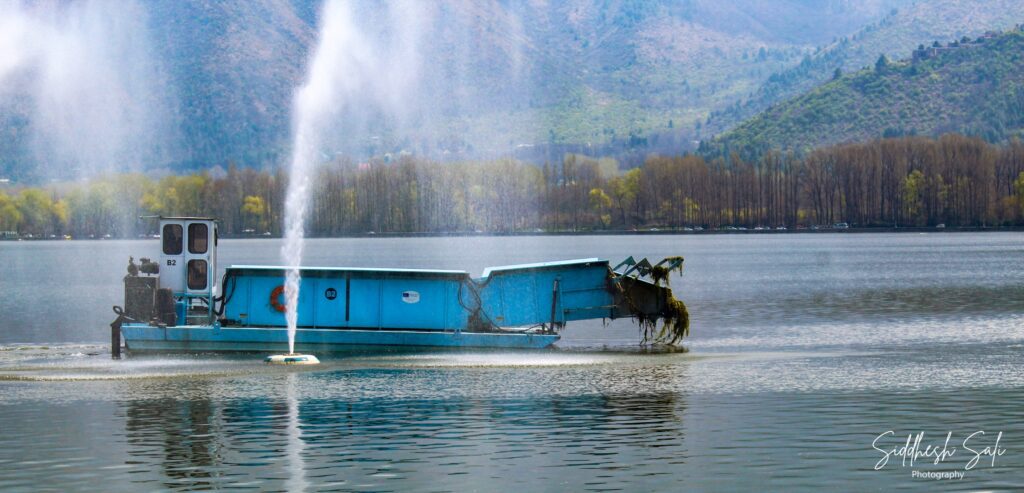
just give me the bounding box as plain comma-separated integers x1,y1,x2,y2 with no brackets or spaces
637,289,690,345
649,256,685,287
616,256,690,346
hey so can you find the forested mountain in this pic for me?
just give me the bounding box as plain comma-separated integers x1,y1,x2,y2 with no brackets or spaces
0,0,904,182
706,27,1024,157
1,0,1022,183
704,0,1024,136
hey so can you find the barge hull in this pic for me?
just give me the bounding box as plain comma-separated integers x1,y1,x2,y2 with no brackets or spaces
122,325,559,352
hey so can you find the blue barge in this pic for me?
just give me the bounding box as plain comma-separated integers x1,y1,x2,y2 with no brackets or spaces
114,217,687,353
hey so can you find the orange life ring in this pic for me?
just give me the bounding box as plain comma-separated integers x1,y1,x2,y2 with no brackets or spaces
270,285,287,313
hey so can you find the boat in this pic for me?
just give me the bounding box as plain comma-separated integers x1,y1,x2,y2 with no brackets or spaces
112,217,688,354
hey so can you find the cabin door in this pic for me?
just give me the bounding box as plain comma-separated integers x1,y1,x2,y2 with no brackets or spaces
159,221,186,294
183,221,214,297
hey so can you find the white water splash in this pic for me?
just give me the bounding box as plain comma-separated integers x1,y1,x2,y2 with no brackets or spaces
281,0,428,353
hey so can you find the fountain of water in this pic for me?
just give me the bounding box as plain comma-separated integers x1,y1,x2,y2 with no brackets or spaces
269,0,428,363
0,0,177,182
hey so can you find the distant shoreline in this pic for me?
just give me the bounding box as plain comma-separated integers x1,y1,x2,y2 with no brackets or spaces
3,225,1023,242
256,226,1024,239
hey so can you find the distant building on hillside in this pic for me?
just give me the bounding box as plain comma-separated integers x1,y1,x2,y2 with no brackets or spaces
912,31,1000,63
912,45,952,62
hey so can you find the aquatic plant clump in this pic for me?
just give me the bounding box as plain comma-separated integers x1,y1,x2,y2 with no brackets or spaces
648,256,685,287
617,256,690,346
636,289,690,346
657,296,690,344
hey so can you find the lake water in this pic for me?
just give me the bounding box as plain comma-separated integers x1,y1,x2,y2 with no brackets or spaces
1,233,1023,491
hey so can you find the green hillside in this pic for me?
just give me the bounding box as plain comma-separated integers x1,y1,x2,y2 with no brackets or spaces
147,0,906,166
706,27,1024,157
704,0,1024,138
0,0,905,181
7,0,1024,182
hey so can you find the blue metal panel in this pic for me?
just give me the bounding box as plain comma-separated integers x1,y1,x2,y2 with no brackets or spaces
175,300,187,323
556,265,613,322
312,278,346,328
230,265,468,277
481,258,602,277
348,278,381,328
241,275,315,327
244,275,285,326
476,278,505,325
495,273,541,326
224,269,471,330
220,259,615,334
447,282,469,329
122,324,559,352
380,278,449,329
476,260,614,327
224,276,251,322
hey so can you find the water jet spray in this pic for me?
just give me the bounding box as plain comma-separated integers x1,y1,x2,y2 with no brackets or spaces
271,0,428,364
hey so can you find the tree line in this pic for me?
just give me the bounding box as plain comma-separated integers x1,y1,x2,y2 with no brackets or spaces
1,133,1023,238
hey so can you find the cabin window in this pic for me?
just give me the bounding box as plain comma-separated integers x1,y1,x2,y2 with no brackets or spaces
162,224,183,255
188,223,208,254
187,259,208,290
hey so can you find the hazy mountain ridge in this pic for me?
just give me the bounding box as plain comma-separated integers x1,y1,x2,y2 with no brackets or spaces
2,0,907,179
706,27,1024,157
704,0,1024,138
0,0,974,182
